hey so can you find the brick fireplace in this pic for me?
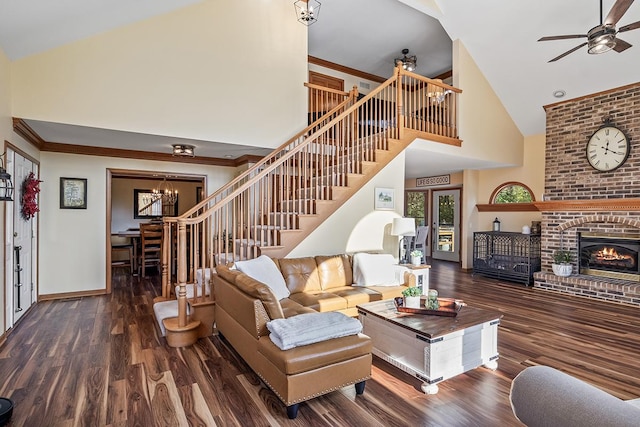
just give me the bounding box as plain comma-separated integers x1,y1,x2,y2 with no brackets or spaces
533,82,640,306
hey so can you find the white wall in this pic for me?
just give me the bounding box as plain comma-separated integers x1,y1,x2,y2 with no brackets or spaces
38,152,235,296
11,0,308,149
289,153,406,259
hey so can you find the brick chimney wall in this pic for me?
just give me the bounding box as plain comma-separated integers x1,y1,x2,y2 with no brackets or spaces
535,82,640,304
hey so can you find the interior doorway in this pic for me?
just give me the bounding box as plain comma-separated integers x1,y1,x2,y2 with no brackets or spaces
106,169,206,291
432,188,461,262
4,146,39,328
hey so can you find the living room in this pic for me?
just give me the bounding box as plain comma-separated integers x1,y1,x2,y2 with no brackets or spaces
1,0,640,425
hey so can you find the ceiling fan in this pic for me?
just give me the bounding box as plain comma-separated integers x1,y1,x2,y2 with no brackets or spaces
538,0,640,62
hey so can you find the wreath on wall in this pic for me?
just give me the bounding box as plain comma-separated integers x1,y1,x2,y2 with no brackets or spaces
21,172,42,220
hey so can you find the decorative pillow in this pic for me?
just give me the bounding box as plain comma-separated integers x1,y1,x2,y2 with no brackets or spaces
352,252,401,287
234,255,290,300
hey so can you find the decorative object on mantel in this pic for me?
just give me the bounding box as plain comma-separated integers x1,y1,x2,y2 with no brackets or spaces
294,0,321,26
552,249,574,277
0,153,14,201
493,217,501,232
21,172,41,219
171,144,195,157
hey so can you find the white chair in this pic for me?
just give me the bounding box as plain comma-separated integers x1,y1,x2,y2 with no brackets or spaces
412,226,430,262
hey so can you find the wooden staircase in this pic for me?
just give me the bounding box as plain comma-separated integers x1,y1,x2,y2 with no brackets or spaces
156,65,462,346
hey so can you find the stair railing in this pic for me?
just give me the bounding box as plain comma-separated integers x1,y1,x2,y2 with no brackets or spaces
162,65,461,333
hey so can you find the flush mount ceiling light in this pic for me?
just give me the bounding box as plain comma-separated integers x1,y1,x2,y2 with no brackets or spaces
172,144,195,157
294,0,321,26
395,48,417,72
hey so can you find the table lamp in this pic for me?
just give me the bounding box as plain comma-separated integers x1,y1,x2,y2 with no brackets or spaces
391,217,416,264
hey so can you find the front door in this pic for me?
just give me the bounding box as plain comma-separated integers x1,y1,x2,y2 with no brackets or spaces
7,149,38,325
432,189,460,262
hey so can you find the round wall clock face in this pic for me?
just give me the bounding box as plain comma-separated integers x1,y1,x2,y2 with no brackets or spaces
586,125,630,172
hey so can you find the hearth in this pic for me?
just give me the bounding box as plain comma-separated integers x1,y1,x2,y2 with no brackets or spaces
578,232,640,282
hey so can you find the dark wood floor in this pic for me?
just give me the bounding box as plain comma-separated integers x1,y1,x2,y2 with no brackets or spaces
1,261,640,426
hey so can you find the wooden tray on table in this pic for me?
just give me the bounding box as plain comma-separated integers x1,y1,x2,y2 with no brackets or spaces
394,297,465,317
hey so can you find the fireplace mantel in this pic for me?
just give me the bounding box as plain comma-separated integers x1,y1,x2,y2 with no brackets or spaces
533,198,640,212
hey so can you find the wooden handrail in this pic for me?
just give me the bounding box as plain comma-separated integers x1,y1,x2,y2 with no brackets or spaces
161,64,463,338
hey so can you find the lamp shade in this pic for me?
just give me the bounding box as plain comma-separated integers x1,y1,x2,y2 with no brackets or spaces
391,218,416,236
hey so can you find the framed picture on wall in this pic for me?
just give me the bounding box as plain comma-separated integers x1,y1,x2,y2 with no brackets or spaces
60,177,87,209
374,187,394,210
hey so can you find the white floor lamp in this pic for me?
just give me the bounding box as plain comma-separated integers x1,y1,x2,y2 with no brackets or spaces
391,217,416,264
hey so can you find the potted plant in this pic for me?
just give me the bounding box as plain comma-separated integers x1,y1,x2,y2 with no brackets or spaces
552,249,574,277
402,286,422,308
410,250,423,266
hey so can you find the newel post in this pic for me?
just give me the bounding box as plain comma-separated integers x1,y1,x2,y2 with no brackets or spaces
161,220,171,299
177,219,188,327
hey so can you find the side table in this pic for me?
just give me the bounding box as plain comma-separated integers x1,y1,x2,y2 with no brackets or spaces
400,264,431,295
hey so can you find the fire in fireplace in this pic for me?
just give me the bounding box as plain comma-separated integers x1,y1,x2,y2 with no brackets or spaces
578,233,640,281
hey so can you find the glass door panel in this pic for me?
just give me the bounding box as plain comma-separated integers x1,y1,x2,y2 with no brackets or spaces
432,189,460,262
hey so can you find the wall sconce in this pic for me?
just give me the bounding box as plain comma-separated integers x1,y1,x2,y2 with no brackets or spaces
0,153,14,201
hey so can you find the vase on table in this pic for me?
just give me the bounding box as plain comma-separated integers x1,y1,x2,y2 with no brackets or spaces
404,296,421,308
411,256,421,266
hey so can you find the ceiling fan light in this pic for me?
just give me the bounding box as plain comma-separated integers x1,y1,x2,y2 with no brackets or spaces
587,26,617,54
394,48,417,72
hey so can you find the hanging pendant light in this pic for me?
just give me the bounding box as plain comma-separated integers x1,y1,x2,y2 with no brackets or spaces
154,176,178,205
294,0,321,26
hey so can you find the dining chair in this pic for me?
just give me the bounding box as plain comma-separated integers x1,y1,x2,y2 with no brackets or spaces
139,223,163,277
111,235,134,275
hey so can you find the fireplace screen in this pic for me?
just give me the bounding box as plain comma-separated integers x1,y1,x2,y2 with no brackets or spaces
578,233,640,281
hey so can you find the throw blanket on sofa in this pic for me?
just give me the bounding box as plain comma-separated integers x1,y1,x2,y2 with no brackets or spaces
267,312,363,350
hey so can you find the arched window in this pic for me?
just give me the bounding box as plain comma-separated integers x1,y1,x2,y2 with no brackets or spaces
490,182,535,204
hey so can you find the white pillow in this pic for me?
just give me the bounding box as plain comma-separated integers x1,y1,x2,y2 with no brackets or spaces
352,252,402,287
234,255,290,300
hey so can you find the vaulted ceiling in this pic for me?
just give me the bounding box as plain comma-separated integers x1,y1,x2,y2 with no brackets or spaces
2,0,639,177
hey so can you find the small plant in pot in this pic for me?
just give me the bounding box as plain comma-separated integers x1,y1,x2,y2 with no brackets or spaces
552,249,574,277
410,250,423,266
402,286,422,308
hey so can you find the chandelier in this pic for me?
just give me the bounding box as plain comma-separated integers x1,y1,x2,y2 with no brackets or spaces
395,48,417,72
153,176,178,205
294,0,321,26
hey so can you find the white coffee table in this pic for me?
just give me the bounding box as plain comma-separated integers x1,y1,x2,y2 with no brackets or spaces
357,299,502,394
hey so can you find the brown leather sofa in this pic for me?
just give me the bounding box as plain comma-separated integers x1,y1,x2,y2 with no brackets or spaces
213,254,409,419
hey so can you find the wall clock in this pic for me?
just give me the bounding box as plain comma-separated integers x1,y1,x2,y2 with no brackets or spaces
586,120,630,172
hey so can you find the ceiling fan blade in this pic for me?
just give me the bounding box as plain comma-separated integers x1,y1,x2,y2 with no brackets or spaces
613,37,633,52
604,0,634,26
538,34,586,41
619,20,640,32
548,42,588,62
